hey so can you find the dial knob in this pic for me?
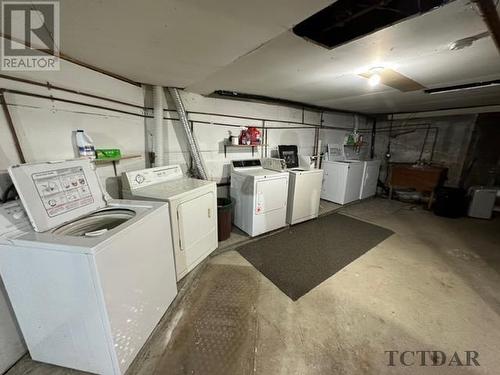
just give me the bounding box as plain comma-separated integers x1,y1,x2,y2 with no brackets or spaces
135,174,145,184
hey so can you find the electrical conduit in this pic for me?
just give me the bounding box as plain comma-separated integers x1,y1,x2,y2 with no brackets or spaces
167,88,208,180
153,85,164,167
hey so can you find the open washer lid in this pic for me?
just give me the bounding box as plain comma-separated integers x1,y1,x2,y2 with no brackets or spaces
8,159,107,232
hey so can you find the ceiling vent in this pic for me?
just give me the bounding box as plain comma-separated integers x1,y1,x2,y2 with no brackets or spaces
293,0,452,49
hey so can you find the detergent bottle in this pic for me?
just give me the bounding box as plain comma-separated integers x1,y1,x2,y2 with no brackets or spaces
75,130,96,159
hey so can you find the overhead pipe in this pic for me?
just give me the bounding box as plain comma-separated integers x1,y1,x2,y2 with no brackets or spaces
168,88,208,180
473,0,500,54
0,90,25,163
153,86,164,167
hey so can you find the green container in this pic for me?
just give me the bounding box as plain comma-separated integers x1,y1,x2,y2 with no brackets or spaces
95,149,121,161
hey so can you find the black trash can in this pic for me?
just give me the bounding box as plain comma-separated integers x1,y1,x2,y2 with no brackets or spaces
433,187,467,218
217,198,233,241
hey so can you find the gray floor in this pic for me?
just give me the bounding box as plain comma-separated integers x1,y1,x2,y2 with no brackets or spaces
7,198,500,374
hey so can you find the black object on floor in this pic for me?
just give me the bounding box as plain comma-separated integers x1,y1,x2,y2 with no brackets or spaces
433,187,467,218
237,213,393,301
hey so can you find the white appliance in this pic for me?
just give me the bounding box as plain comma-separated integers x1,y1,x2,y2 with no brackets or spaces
0,201,28,374
321,160,364,204
261,158,323,225
230,159,289,237
0,159,177,375
321,144,364,204
122,165,217,280
359,160,381,199
468,186,498,219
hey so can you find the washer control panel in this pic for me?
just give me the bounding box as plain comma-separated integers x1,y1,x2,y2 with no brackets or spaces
0,200,31,239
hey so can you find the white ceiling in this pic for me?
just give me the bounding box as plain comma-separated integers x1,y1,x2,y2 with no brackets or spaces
56,0,500,114
58,0,331,88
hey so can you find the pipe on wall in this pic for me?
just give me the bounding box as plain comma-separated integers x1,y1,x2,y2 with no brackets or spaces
0,90,25,163
168,88,208,180
153,86,164,167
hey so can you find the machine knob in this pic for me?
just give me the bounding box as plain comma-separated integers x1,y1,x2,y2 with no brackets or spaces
135,174,145,184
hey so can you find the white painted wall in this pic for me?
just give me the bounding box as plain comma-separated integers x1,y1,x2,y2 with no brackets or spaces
144,88,361,188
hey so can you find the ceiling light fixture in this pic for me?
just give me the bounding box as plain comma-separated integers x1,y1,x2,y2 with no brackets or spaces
367,67,384,87
368,73,381,87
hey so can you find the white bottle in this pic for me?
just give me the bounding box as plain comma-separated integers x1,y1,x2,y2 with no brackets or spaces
75,130,96,159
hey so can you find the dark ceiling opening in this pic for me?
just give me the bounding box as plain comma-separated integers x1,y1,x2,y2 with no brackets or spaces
293,0,453,49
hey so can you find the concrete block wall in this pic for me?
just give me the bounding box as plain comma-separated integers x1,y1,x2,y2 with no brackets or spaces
371,115,477,187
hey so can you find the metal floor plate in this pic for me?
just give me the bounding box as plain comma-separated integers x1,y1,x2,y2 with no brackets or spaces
154,264,260,375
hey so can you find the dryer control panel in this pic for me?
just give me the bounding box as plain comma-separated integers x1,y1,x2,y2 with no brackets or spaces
123,165,183,190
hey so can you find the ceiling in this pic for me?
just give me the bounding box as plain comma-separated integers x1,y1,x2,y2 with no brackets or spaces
56,0,500,114
58,0,331,88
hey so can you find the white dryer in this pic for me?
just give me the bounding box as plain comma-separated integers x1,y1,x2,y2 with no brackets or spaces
230,159,289,237
0,159,177,375
122,165,217,280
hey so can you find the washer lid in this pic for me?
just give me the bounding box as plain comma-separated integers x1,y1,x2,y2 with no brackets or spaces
8,159,106,232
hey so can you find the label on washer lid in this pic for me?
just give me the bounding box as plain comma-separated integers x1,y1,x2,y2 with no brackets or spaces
9,159,106,232
32,166,94,217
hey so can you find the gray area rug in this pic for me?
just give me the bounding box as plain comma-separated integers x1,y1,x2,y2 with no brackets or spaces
237,213,393,300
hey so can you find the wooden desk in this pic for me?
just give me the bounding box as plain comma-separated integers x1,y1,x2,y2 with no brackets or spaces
389,163,448,209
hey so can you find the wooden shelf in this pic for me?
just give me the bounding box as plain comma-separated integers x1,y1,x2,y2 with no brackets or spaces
94,154,142,176
224,144,265,157
94,154,142,164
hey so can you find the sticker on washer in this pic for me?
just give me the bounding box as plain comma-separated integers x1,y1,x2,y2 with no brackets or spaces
32,166,94,217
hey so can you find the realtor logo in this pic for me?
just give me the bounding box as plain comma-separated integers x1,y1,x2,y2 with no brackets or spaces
1,1,60,70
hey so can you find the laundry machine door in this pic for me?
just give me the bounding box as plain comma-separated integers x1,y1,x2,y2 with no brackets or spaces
255,177,288,215
177,191,217,270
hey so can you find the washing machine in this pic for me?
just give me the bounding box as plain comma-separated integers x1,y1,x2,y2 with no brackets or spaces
321,160,364,204
0,201,29,374
0,159,177,375
261,156,323,225
230,159,289,237
122,165,217,280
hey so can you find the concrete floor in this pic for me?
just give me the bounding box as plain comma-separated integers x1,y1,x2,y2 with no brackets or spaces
7,198,500,374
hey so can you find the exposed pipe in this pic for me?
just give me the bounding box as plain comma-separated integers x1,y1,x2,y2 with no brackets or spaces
473,0,500,54
1,88,147,118
0,74,145,110
0,90,25,163
168,88,208,180
0,33,140,86
153,86,164,167
370,118,376,159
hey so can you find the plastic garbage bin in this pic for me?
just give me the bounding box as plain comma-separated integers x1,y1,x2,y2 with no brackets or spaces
217,198,233,241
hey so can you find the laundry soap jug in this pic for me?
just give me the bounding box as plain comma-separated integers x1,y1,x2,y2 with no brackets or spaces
75,130,96,159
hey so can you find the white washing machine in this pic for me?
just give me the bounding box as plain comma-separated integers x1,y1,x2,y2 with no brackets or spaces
261,158,323,225
122,165,217,280
321,160,364,204
359,160,381,199
0,159,177,375
0,201,28,374
230,159,289,237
